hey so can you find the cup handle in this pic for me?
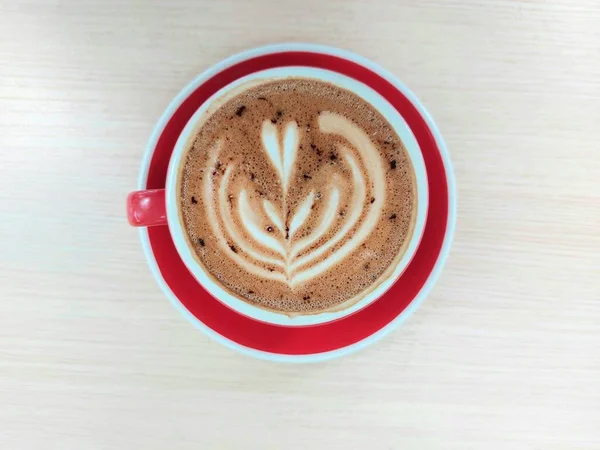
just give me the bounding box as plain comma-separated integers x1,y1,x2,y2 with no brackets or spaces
127,189,167,227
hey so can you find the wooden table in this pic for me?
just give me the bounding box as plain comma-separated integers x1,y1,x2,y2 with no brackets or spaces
1,1,599,448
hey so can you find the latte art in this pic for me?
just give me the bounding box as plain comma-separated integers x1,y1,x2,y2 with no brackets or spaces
203,112,386,288
180,78,416,314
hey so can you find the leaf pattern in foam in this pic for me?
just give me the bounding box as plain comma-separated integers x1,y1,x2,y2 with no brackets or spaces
260,120,299,195
282,121,299,194
201,113,384,289
238,189,286,256
262,200,285,234
288,191,314,239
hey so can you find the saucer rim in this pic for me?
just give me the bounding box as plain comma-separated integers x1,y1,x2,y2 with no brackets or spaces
136,43,457,362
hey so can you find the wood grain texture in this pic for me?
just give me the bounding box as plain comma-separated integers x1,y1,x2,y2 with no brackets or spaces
1,0,599,448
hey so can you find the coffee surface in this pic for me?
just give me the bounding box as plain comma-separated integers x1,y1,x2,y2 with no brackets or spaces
179,78,416,313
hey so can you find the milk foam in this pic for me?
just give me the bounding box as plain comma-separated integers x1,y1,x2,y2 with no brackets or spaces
199,112,385,288
180,78,416,313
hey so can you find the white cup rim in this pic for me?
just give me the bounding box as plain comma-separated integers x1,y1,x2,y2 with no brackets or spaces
163,64,428,326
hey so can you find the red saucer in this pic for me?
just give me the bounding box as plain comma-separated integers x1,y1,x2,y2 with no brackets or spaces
139,46,454,360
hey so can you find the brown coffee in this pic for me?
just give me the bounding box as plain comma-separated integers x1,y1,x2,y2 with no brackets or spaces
179,78,416,314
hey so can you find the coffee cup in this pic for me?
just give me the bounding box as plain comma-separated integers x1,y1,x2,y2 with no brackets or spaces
127,49,428,326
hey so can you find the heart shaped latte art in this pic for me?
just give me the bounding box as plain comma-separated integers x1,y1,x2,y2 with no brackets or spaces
202,112,386,289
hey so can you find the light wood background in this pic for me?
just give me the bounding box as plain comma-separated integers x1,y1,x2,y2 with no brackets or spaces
1,0,599,448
